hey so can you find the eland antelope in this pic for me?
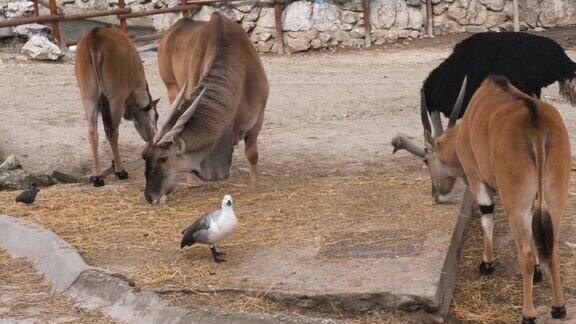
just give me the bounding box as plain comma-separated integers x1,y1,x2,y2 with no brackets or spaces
394,75,570,323
142,13,269,204
75,27,159,187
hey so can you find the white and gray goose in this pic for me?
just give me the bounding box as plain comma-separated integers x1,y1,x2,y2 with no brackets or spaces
180,195,238,262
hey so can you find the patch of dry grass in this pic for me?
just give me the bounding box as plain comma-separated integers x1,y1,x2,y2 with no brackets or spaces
0,250,113,323
450,177,576,323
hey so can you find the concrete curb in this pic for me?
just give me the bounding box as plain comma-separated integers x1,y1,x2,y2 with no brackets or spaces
435,189,475,316
0,214,90,292
0,214,336,324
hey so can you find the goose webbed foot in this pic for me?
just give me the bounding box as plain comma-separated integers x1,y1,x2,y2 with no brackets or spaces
211,246,227,263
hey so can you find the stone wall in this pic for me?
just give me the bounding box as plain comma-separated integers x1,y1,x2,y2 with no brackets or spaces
2,0,576,53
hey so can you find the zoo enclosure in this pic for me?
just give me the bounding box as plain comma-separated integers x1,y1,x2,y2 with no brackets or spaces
0,0,521,52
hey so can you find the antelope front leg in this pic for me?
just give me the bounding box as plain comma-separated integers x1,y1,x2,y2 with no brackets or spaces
471,181,496,274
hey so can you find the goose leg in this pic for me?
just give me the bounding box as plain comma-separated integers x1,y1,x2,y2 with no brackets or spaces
211,245,227,263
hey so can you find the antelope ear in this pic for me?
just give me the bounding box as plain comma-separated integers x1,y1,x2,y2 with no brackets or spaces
424,129,435,151
156,86,206,146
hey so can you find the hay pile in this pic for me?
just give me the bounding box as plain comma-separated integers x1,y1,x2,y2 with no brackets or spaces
0,250,113,323
450,177,576,323
0,167,450,318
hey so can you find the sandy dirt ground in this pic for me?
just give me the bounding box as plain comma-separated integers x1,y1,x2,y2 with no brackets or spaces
1,28,576,323
0,250,112,323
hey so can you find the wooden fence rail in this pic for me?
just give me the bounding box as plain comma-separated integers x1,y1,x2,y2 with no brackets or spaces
0,0,390,52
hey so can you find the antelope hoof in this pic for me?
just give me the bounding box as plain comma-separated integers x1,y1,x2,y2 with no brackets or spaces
551,305,567,319
92,176,105,187
478,261,495,275
213,255,227,263
521,317,536,324
115,170,129,180
533,265,543,283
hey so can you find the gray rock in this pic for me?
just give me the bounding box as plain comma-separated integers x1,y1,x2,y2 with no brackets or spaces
22,35,62,61
257,40,272,53
259,32,272,41
399,29,411,38
466,25,489,33
479,0,505,11
371,0,408,29
0,169,29,190
312,0,341,32
310,38,323,49
257,7,276,28
409,30,421,38
152,12,181,32
341,23,353,31
283,1,312,31
243,7,260,22
0,156,21,172
407,6,424,30
341,10,357,24
51,170,84,184
193,6,215,22
0,27,14,39
241,20,255,32
407,0,421,6
433,2,451,14
539,0,576,27
341,0,363,11
222,7,244,22
13,23,51,39
284,35,310,52
232,0,257,13
5,1,33,19
334,29,350,42
519,0,540,28
318,32,332,42
349,26,365,38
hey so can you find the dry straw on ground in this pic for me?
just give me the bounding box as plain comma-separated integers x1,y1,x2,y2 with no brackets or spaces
0,170,574,322
0,250,113,323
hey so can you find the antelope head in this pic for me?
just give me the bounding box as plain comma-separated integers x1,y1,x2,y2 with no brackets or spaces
393,76,467,204
142,81,206,204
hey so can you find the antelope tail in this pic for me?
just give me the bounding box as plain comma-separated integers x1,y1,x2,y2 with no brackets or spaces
532,136,553,262
87,27,113,139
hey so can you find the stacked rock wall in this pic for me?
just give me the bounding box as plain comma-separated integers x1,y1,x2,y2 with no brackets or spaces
2,0,575,53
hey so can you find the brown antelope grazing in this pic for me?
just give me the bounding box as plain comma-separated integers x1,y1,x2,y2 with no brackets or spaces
393,75,570,323
75,27,159,187
142,13,269,204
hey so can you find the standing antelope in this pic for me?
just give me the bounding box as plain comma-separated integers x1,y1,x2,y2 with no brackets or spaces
394,75,570,323
142,13,269,204
75,27,159,187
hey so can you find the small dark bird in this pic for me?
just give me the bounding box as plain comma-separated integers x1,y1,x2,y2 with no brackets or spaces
181,195,237,263
15,186,40,204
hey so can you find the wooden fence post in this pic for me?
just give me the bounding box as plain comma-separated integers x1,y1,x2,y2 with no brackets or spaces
274,0,284,54
118,0,128,32
180,0,189,18
362,0,371,47
32,0,40,17
512,0,520,32
426,0,434,37
48,0,62,44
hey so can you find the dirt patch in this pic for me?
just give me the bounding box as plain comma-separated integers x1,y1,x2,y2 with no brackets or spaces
449,175,576,323
0,250,112,323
